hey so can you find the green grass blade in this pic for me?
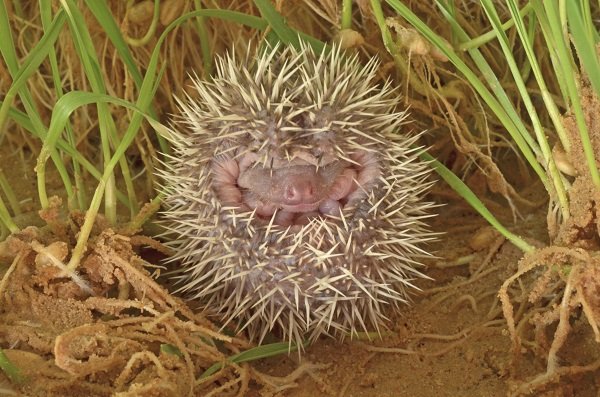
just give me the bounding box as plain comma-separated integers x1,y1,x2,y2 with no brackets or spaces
0,1,18,71
519,7,536,82
35,90,166,272
370,0,396,56
0,9,66,139
458,3,533,51
186,9,268,29
505,0,571,152
40,0,87,209
0,3,75,203
544,1,600,187
529,1,570,106
567,1,600,97
0,348,25,384
341,0,353,29
59,0,130,222
0,170,21,216
253,0,325,52
200,341,306,379
421,151,534,253
254,0,300,47
480,0,569,218
83,1,144,89
84,0,166,153
193,0,213,76
433,1,542,156
160,343,183,358
385,0,548,190
0,193,18,233
3,104,131,209
7,107,34,132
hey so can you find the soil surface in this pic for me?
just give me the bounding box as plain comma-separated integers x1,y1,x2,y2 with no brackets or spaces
258,206,539,397
3,162,599,396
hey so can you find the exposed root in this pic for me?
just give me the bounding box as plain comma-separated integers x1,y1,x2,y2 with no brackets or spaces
356,319,505,359
0,221,307,396
512,358,600,396
499,246,600,395
253,362,331,394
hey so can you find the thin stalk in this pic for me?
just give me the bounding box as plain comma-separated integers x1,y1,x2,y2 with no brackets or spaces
193,0,213,76
487,0,569,218
531,1,570,107
0,10,66,139
371,0,462,99
387,0,549,190
459,2,533,50
125,0,159,46
341,0,353,30
581,0,594,40
435,0,543,157
422,151,534,253
546,1,600,187
60,0,138,223
0,170,21,216
567,1,600,99
0,196,18,233
120,193,162,235
0,4,75,203
370,0,393,52
200,341,306,379
444,0,458,40
40,0,86,209
7,103,133,209
559,0,568,42
517,8,535,82
40,92,165,273
84,0,170,154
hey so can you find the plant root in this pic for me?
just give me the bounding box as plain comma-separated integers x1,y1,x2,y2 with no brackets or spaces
500,246,600,395
0,219,310,396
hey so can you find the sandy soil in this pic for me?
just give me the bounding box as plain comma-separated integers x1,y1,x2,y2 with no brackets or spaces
3,166,598,396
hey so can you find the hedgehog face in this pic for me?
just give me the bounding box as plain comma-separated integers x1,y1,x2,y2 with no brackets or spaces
160,43,435,347
211,147,379,226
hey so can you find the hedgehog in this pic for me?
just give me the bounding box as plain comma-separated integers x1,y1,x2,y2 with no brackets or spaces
159,42,436,346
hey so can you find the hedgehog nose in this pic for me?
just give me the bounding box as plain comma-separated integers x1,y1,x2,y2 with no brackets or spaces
283,180,315,204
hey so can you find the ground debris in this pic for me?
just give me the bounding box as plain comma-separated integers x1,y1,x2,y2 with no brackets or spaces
0,217,271,397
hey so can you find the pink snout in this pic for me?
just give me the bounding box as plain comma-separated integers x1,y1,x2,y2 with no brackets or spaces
282,178,317,205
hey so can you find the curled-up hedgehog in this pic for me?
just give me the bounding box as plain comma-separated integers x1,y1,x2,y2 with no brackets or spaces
159,42,436,346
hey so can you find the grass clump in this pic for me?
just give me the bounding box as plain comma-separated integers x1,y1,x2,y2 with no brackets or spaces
385,0,600,393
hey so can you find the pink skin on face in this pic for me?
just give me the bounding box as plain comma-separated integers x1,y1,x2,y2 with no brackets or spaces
328,168,357,200
210,149,378,225
242,191,277,217
274,210,297,227
212,158,242,206
318,199,341,216
347,151,380,203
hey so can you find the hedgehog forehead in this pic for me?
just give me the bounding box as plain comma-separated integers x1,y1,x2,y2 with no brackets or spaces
209,112,390,167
